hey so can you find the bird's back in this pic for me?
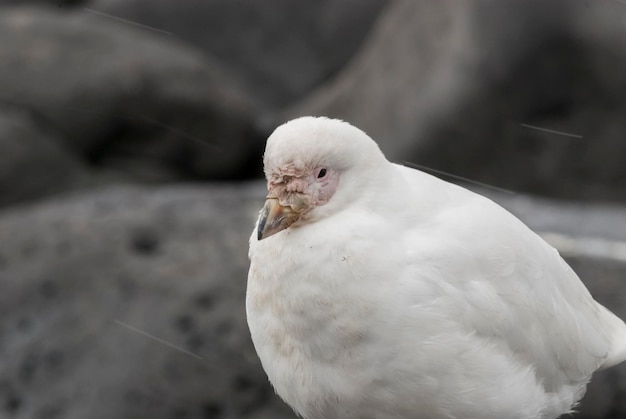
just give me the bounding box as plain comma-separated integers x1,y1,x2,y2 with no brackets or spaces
394,163,626,380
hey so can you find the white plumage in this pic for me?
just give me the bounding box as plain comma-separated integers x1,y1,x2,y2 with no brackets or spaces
246,116,626,419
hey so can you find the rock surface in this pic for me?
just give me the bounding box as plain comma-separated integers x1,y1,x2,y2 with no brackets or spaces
0,7,259,183
0,182,624,419
0,2,624,418
0,185,296,419
86,0,389,107
0,1,85,5
286,0,626,202
0,105,88,206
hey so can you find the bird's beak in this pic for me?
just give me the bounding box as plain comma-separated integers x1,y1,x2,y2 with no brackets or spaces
257,198,301,240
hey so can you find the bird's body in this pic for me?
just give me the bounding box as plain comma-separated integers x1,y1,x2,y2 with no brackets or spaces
246,117,626,419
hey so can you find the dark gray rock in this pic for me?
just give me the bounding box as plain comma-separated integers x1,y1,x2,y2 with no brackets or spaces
86,0,389,107
0,7,259,182
0,0,85,6
0,105,88,206
0,181,624,418
0,184,296,419
286,0,626,202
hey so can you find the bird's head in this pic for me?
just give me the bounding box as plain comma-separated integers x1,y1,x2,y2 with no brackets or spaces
256,116,386,240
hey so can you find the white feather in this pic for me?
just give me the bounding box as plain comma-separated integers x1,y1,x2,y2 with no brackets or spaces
247,117,626,419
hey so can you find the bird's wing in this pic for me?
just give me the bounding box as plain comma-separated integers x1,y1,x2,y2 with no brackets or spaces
394,165,614,389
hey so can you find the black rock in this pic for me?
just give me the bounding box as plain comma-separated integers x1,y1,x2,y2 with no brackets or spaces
287,0,626,202
0,105,88,206
86,0,389,107
0,7,260,183
0,184,297,419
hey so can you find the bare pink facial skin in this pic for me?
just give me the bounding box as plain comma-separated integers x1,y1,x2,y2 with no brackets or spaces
256,163,340,240
266,163,340,215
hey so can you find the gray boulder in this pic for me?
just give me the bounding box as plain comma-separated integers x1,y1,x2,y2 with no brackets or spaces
0,181,624,418
0,105,88,206
0,7,259,182
286,0,626,202
86,0,389,107
0,184,296,419
0,1,83,5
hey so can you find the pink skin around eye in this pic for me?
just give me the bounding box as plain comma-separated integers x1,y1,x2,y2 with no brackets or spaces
315,167,328,180
313,167,339,205
268,165,340,209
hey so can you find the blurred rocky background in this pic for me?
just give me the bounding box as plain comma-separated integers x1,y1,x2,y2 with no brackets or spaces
0,0,625,418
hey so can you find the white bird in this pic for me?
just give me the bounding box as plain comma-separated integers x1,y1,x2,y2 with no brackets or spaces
246,116,626,419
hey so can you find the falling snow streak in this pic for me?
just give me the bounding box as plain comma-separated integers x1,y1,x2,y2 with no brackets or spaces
520,123,583,139
114,320,204,361
83,8,173,36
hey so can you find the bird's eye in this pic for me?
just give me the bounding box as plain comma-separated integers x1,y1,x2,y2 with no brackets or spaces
316,168,328,179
